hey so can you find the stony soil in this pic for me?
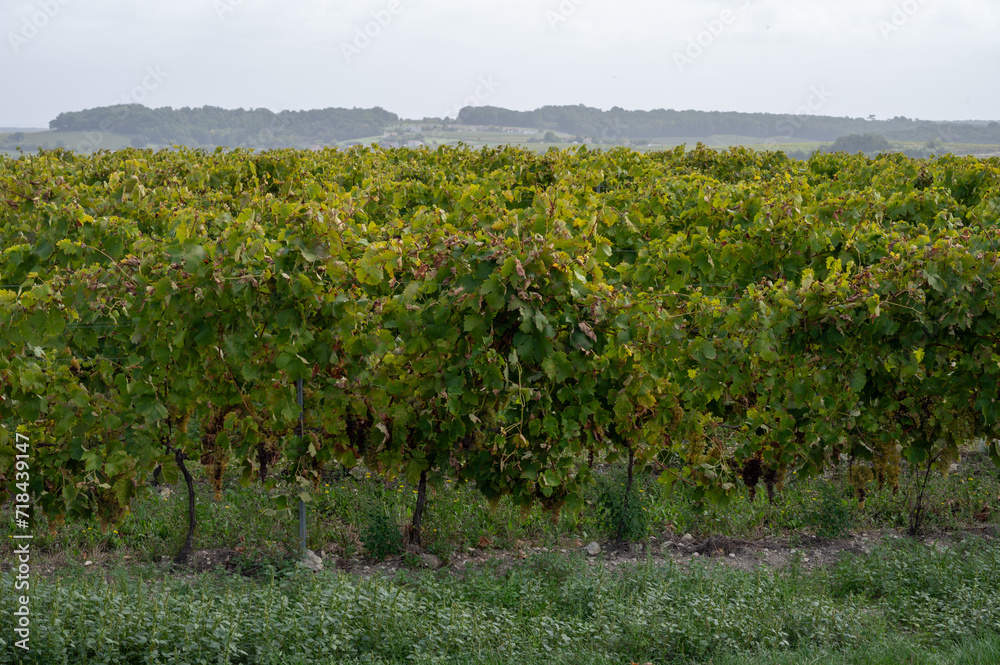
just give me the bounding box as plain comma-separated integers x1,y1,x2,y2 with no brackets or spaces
305,526,999,578
9,527,998,579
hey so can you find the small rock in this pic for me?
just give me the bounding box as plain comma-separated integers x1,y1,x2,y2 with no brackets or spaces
585,542,602,556
301,549,323,572
420,553,443,570
729,553,736,559
692,552,700,557
631,543,643,555
84,561,93,567
803,557,810,563
680,533,694,546
559,549,567,553
191,548,237,572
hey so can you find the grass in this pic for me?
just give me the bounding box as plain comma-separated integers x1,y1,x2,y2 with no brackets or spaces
6,130,997,160
0,130,136,152
0,451,997,662
3,450,997,564
709,634,1000,665
2,541,1000,663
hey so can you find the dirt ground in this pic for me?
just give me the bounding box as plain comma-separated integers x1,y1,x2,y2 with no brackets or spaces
314,526,999,580
9,525,998,581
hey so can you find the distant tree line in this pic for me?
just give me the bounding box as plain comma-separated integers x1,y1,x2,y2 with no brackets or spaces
49,105,399,148
41,103,1000,151
456,105,1000,144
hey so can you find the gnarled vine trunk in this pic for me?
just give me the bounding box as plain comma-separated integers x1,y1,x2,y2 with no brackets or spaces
164,440,197,564
409,469,428,547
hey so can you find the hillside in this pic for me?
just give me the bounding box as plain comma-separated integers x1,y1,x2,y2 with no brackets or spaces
2,104,999,157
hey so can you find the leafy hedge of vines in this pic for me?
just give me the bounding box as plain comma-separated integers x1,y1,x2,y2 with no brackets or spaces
1,145,998,541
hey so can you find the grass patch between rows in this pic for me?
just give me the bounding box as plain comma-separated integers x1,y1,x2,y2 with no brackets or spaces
2,539,999,663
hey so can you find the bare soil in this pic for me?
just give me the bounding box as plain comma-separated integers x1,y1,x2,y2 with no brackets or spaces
10,527,998,580
303,526,999,580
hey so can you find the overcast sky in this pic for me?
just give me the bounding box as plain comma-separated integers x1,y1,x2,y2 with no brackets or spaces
2,0,997,128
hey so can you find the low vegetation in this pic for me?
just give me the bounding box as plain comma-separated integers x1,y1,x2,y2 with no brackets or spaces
3,145,1000,662
2,451,998,663
5,541,999,664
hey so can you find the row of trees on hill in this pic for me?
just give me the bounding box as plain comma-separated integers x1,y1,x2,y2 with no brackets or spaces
456,105,1000,144
45,104,1000,153
48,105,399,148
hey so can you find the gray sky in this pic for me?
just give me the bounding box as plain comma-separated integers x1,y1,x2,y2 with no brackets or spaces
2,0,997,128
